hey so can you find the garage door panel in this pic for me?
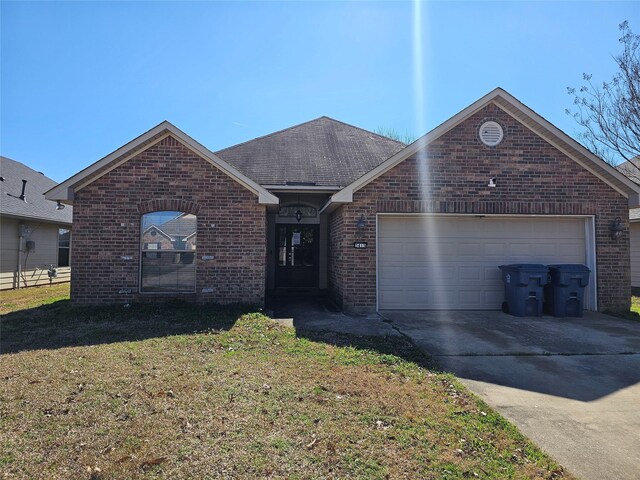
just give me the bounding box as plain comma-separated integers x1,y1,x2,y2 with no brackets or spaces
484,266,501,281
378,240,403,254
428,289,459,308
534,222,559,236
405,267,453,281
491,221,529,236
404,289,433,306
459,266,482,282
485,289,505,305
379,266,404,280
533,243,560,257
508,243,532,255
381,270,457,288
458,290,483,306
378,216,587,310
434,243,459,255
484,243,510,256
557,244,584,258
379,289,406,308
459,243,482,255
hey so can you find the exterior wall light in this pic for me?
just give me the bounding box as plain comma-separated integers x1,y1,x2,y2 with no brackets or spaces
488,177,497,188
295,209,303,223
610,216,624,240
356,214,368,231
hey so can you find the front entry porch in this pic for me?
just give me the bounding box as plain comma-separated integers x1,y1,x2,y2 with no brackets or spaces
266,191,331,296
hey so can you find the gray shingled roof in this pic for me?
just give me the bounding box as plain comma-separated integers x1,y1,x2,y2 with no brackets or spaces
617,156,640,185
215,117,406,187
616,157,640,221
156,214,196,239
1,156,72,224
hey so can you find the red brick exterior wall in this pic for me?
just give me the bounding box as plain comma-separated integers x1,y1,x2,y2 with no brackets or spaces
329,103,630,313
327,207,345,308
71,135,267,305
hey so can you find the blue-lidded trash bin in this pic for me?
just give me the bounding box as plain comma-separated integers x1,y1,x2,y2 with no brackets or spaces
499,264,549,317
544,264,590,317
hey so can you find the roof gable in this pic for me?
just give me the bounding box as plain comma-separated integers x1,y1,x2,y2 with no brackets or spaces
45,122,279,206
325,88,640,209
1,156,73,224
215,116,406,187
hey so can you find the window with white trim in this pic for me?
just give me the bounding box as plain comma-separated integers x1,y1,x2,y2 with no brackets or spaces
57,228,71,267
140,211,196,293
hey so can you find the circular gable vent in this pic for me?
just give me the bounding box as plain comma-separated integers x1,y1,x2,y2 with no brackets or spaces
479,121,503,146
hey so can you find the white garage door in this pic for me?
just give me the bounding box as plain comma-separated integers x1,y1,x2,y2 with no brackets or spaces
378,215,587,310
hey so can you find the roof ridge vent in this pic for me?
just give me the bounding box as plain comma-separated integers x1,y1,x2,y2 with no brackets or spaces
479,121,503,146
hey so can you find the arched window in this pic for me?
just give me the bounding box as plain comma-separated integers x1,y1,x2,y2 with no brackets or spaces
141,211,196,293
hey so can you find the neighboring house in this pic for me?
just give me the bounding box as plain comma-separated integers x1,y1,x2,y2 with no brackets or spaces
616,156,640,184
617,157,640,288
45,88,640,312
1,156,73,289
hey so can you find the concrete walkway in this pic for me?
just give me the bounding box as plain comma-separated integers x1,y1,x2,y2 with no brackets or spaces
381,310,640,480
268,295,401,337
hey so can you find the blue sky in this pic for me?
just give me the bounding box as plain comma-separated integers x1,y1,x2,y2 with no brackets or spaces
1,1,638,182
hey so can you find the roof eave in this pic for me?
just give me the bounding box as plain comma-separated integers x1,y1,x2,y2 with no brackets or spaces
0,212,73,225
319,189,353,215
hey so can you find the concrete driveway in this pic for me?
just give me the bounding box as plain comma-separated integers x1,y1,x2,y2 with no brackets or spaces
380,310,640,480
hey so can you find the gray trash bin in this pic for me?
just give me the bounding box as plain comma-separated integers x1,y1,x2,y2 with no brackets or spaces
544,264,591,317
499,263,549,317
499,264,549,317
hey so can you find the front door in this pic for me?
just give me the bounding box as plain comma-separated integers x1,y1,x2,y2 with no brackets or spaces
275,225,319,288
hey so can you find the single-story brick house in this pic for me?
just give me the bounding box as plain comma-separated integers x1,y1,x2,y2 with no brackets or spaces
46,88,640,312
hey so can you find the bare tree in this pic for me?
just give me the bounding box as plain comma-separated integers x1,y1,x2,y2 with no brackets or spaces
373,127,416,145
566,21,640,167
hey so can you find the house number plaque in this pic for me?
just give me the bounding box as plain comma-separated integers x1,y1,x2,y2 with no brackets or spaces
353,242,368,249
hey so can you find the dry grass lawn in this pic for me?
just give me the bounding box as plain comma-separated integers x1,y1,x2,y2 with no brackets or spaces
1,284,572,479
604,290,640,321
630,294,640,316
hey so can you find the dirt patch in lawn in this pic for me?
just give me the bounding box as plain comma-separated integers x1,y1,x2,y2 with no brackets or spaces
1,286,572,479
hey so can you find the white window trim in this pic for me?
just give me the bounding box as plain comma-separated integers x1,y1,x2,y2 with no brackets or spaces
57,227,71,268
